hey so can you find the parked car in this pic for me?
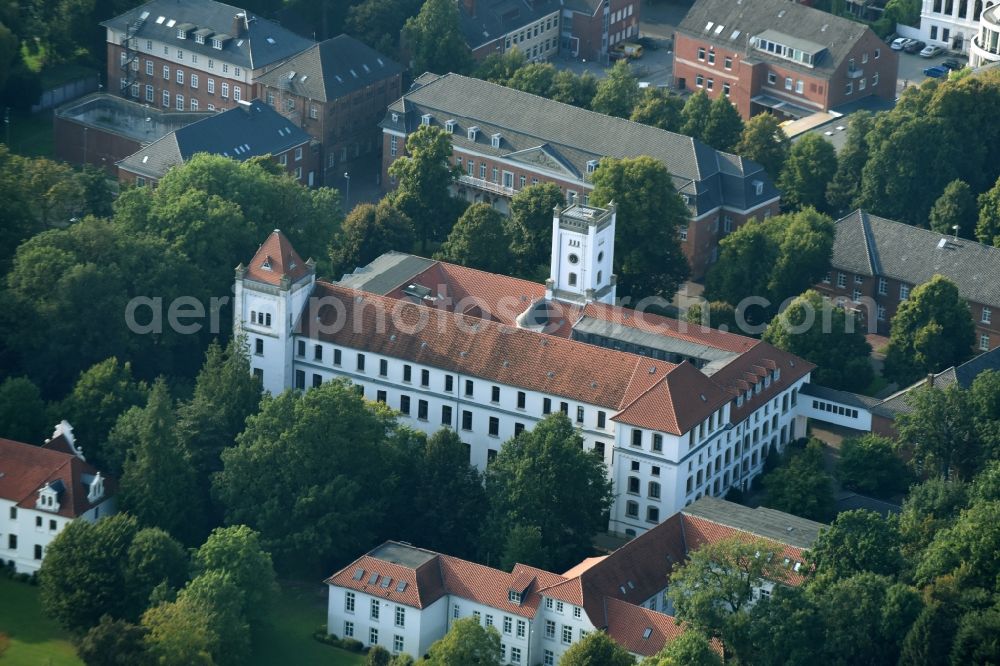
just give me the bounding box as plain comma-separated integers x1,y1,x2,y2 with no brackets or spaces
904,40,927,53
891,37,912,50
920,44,944,57
923,65,949,78
941,58,963,70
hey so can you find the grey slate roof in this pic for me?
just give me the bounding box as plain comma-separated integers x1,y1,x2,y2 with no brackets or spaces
383,74,779,216
117,100,311,179
255,35,401,102
101,0,313,71
337,252,437,295
682,496,825,550
800,383,881,409
833,210,1000,307
458,0,562,49
677,0,873,77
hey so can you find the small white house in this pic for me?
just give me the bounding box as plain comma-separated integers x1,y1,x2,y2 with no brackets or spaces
0,422,116,573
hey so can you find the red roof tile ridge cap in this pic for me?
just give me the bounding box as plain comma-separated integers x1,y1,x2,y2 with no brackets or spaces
14,453,74,508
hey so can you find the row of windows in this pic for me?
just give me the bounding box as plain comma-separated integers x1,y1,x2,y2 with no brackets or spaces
4,535,45,559
542,619,586,645
696,47,734,70
341,621,405,655
138,40,235,67
844,74,878,95
811,399,860,419
694,75,732,97
119,80,221,111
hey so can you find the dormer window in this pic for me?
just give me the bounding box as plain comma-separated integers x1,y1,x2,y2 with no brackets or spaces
212,38,223,49
195,34,205,44
508,590,522,605
586,160,598,173
261,257,272,271
36,484,61,513
753,180,764,195
468,126,479,141
491,133,502,148
87,473,105,503
421,113,432,126
445,119,456,133
177,28,186,39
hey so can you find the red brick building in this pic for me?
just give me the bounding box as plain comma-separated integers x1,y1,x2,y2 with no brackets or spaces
673,0,897,119
562,0,641,62
117,100,316,187
101,0,312,113
381,73,780,279
254,35,402,186
815,210,1000,353
458,0,563,62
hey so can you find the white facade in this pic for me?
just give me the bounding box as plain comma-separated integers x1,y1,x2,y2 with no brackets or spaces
1,497,114,574
548,204,617,305
919,0,985,52
970,2,1000,65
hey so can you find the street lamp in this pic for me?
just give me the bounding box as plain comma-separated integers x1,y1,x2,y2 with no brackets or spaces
344,172,350,209
83,126,88,164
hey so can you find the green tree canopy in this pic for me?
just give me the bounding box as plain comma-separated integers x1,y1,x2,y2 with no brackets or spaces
77,615,149,666
763,290,873,392
560,631,635,666
806,509,904,581
685,301,740,335
896,477,969,564
826,111,873,214
473,47,527,84
177,571,251,666
630,88,684,132
483,414,613,572
140,589,215,666
976,173,1000,246
504,182,564,277
777,134,837,213
743,585,824,666
591,60,640,118
761,439,835,522
388,124,462,250
736,113,790,180
124,527,190,616
193,525,277,627
401,0,472,76
680,90,711,141
641,630,722,666
915,499,1000,589
0,375,48,443
929,179,977,238
590,156,691,300
423,617,501,666
836,434,911,497
329,199,414,275
883,275,974,385
506,62,557,97
550,70,597,108
702,95,744,153
435,202,511,273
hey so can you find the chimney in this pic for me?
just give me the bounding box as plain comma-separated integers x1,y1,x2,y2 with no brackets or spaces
233,12,247,38
463,0,475,17
926,373,935,388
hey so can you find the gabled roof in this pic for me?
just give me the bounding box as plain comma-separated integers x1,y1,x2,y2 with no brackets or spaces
255,35,401,102
458,0,562,49
383,74,779,216
117,100,312,179
677,0,877,77
603,598,688,657
0,430,114,519
709,341,816,423
243,229,312,287
613,362,733,435
832,210,1000,307
101,0,313,71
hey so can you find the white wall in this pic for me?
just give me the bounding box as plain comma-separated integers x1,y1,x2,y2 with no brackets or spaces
799,397,872,431
0,497,116,574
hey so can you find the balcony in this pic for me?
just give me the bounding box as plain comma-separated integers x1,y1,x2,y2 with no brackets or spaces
457,174,517,197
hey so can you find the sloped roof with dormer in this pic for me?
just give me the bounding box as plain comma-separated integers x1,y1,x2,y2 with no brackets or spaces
458,0,562,50
382,74,779,216
244,229,312,287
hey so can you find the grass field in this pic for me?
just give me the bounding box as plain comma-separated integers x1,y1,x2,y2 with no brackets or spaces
0,577,82,666
249,582,364,666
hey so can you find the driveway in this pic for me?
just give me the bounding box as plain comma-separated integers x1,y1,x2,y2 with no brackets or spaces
895,48,962,89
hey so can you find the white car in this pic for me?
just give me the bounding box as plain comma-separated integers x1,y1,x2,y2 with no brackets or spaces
920,44,944,57
891,37,912,50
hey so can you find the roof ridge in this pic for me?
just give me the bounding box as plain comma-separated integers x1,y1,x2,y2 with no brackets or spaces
857,209,881,275
682,511,805,551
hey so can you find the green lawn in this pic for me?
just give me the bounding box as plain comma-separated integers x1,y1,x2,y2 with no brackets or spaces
250,582,364,666
0,577,82,666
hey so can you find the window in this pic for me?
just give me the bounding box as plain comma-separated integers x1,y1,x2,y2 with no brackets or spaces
393,635,404,653
785,76,793,90
399,395,410,415
543,398,552,414
377,390,387,403
36,516,42,527
875,48,881,59
441,405,452,425
314,344,323,361
981,335,991,351
221,82,229,98
344,621,354,637
877,305,887,321
208,78,215,94
983,307,992,324
698,47,706,60
708,50,716,64
369,628,378,645
371,599,380,620
723,82,731,97
562,625,573,644
873,72,879,86
544,650,555,666
511,647,522,663
628,476,640,494
516,619,526,638
846,81,853,95
176,69,184,85
706,78,714,90
295,146,303,162
345,591,355,612
190,98,198,111
357,353,366,371
445,375,454,392
334,349,342,365
503,616,513,634
145,59,153,76
878,277,888,295
679,226,688,241
767,72,776,85
145,84,154,102
390,135,398,157
900,284,910,300
576,406,584,423
795,80,804,94
294,370,305,389
395,606,405,627
837,273,847,288
464,379,474,397
34,544,43,559
233,85,242,101
175,94,184,110
162,65,169,79
514,422,525,436
453,604,460,618
632,429,642,448
852,289,862,303
626,500,639,517
649,481,661,498
695,74,704,87
647,506,660,523
462,410,473,430
516,391,526,409
724,55,732,69
489,417,500,436
491,385,500,402
653,434,663,452
545,620,556,639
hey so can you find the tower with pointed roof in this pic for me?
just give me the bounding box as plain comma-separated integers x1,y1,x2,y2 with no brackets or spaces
234,229,315,395
547,202,617,305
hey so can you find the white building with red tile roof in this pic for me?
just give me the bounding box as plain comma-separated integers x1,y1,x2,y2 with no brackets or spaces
235,203,815,539
0,422,116,573
325,497,820,662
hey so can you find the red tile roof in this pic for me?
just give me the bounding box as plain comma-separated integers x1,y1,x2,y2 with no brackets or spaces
439,555,545,618
0,437,112,519
300,282,679,411
325,554,446,609
709,341,816,424
613,361,734,435
244,230,311,286
604,598,687,657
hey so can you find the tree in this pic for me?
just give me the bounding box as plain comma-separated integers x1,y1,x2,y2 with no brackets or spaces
505,182,564,277
483,414,613,572
178,571,251,666
59,358,147,470
667,537,788,660
329,199,415,275
763,290,873,392
124,528,189,618
915,499,1000,589
641,630,721,666
560,631,635,666
826,111,873,214
777,134,837,213
401,0,471,76
140,592,215,666
474,47,526,84
424,617,501,666
550,70,597,108
680,90,711,141
192,525,277,627
742,585,824,666
735,113,790,179
499,524,546,573
345,0,423,56
702,95,744,153
0,375,48,443
897,477,969,563
761,439,835,522
630,88,684,132
388,125,461,250
590,156,691,300
704,222,776,323
685,301,740,334
884,275,975,385
590,60,640,118
950,604,1000,665
435,203,511,273
899,601,961,666
976,174,1000,246
214,380,405,573
39,514,140,632
118,380,205,544
807,510,904,581
366,645,392,666
837,434,911,497
506,62,556,97
403,429,486,560
77,615,149,666
930,179,977,238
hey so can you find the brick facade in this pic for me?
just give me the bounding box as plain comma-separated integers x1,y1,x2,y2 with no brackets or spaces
564,0,640,61
54,117,141,177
